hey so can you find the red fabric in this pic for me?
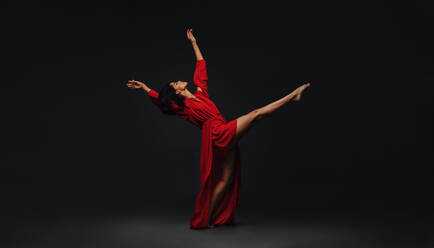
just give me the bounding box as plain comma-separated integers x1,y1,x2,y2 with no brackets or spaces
147,59,241,229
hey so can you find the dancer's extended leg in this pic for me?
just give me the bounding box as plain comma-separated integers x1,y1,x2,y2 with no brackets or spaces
234,83,310,142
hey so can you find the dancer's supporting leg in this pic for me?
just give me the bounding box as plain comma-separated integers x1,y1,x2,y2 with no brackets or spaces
207,147,236,227
206,83,310,227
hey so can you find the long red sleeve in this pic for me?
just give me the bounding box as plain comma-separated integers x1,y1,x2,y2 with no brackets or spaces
147,89,165,110
193,59,209,97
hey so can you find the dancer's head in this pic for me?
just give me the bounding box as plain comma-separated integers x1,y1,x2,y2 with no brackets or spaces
158,81,187,115
169,80,189,95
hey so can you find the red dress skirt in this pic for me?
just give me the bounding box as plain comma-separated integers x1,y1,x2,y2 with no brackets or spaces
189,117,241,229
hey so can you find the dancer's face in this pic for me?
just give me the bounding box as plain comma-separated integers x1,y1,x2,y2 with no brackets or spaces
170,81,188,95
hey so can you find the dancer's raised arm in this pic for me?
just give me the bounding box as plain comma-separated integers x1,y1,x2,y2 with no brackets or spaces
187,29,203,61
187,29,209,96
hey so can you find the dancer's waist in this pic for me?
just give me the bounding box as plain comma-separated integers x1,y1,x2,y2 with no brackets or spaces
203,115,226,126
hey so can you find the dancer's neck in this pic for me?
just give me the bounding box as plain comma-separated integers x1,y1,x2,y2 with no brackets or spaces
183,89,196,99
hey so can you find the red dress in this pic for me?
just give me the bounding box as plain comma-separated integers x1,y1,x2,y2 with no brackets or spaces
147,59,241,229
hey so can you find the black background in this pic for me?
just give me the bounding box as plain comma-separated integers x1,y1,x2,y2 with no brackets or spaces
2,0,433,221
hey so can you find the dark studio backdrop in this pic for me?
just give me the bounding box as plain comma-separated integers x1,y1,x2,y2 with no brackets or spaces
2,0,433,222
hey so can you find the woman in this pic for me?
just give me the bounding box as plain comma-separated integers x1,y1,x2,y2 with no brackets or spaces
126,29,310,229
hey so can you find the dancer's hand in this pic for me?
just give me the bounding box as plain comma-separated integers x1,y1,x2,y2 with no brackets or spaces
186,28,196,43
187,28,203,60
293,83,311,101
127,80,144,89
126,80,150,92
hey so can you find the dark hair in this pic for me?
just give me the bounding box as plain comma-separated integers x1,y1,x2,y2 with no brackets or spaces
158,82,186,115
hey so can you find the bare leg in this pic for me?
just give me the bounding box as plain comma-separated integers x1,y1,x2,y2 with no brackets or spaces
207,148,236,227
234,83,310,142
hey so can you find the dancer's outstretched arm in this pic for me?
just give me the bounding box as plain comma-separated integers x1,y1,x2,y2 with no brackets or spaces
187,29,203,61
127,80,151,93
126,80,176,111
127,80,161,107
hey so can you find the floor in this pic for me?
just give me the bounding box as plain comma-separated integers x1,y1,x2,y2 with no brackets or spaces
3,209,432,248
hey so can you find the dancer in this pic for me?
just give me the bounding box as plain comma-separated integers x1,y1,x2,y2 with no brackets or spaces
126,29,310,229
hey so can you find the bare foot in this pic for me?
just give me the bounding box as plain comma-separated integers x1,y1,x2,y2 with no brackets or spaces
294,83,311,101
207,217,215,229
